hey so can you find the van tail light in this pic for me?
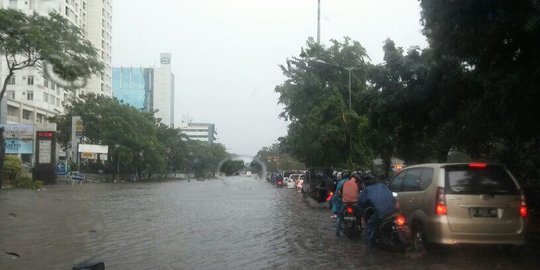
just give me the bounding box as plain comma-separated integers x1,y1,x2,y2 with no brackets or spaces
469,162,487,169
436,187,447,215
520,191,528,218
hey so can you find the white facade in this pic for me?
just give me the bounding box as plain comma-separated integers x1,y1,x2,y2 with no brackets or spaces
178,122,217,143
153,53,175,127
0,0,112,126
85,0,112,96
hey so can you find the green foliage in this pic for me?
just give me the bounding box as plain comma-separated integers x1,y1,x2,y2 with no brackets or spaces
0,9,103,96
419,0,540,178
255,143,304,172
219,160,245,176
187,140,228,178
14,177,42,189
3,155,22,182
51,94,166,175
275,37,371,167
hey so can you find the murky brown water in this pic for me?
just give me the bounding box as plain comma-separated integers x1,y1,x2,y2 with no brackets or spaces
1,176,539,269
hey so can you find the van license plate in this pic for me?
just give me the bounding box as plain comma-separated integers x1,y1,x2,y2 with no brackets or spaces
471,208,497,218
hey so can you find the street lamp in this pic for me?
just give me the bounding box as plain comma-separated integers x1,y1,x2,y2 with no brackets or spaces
310,59,363,167
114,144,120,177
310,59,359,111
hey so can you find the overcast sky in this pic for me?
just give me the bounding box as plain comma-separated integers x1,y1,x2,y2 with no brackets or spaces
112,0,428,156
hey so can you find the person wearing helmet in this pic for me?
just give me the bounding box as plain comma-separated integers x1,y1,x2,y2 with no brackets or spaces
331,171,350,236
356,173,396,246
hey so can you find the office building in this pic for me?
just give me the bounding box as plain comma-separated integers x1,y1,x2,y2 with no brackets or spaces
112,53,175,127
177,122,217,143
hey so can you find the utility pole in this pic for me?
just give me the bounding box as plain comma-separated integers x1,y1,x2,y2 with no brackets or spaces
317,0,321,44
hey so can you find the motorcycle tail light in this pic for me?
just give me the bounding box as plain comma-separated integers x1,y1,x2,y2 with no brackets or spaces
326,192,333,202
346,207,354,214
395,214,406,226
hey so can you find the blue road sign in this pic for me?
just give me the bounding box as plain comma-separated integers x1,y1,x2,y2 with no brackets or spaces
72,173,84,181
55,161,67,175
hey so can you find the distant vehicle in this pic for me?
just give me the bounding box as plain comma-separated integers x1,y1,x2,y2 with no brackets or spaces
246,171,252,177
287,174,300,189
296,174,305,192
389,162,527,251
303,168,334,202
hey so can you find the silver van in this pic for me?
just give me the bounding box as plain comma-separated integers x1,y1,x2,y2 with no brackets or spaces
388,163,528,248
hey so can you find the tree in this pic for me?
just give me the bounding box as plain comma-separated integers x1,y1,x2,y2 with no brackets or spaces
219,159,245,176
187,140,228,178
255,143,304,172
420,0,540,179
51,94,166,179
275,37,371,168
0,9,103,188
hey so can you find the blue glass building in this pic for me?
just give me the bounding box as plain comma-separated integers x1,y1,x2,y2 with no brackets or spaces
112,67,154,111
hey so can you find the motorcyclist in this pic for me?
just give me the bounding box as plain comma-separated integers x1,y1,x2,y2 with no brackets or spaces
332,171,351,236
356,173,396,246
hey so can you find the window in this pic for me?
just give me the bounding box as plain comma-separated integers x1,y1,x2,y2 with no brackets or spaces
7,105,18,117
402,168,422,192
27,76,34,85
27,91,34,100
444,165,518,195
7,75,16,85
7,91,15,99
43,77,49,88
22,109,32,120
36,113,45,123
50,95,55,104
51,82,56,90
419,168,434,190
43,92,49,102
9,0,17,9
56,98,60,106
57,89,60,95
389,170,407,192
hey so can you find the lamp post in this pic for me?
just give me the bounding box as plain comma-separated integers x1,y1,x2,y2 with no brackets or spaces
311,59,358,111
114,144,120,178
310,59,361,167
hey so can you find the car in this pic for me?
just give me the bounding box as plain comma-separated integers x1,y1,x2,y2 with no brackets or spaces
246,171,252,177
303,168,334,202
388,162,528,249
287,174,300,189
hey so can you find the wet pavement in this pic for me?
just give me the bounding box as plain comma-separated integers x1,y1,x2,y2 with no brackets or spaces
1,176,539,270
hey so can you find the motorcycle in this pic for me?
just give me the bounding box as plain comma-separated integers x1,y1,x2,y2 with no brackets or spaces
276,178,284,187
363,207,412,252
342,203,361,239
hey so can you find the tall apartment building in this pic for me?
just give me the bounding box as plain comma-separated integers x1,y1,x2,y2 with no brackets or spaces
0,0,112,125
112,53,175,127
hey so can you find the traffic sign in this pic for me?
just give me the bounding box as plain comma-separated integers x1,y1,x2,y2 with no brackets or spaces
55,161,68,175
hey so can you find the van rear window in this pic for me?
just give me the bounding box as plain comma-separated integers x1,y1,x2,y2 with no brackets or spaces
444,165,518,195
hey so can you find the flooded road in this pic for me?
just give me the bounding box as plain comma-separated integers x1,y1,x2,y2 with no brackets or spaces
1,176,539,269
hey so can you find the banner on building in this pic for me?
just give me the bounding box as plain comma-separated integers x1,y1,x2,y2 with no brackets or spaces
1,124,34,139
5,139,33,154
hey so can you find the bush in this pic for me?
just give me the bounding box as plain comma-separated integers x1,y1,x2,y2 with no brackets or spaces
3,155,22,182
14,176,43,189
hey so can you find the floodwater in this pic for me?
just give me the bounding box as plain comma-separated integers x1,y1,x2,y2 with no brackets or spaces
1,176,539,270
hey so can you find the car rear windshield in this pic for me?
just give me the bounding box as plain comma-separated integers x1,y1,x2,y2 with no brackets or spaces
444,165,518,195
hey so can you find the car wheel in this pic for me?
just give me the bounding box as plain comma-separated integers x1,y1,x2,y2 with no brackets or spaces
406,222,427,257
